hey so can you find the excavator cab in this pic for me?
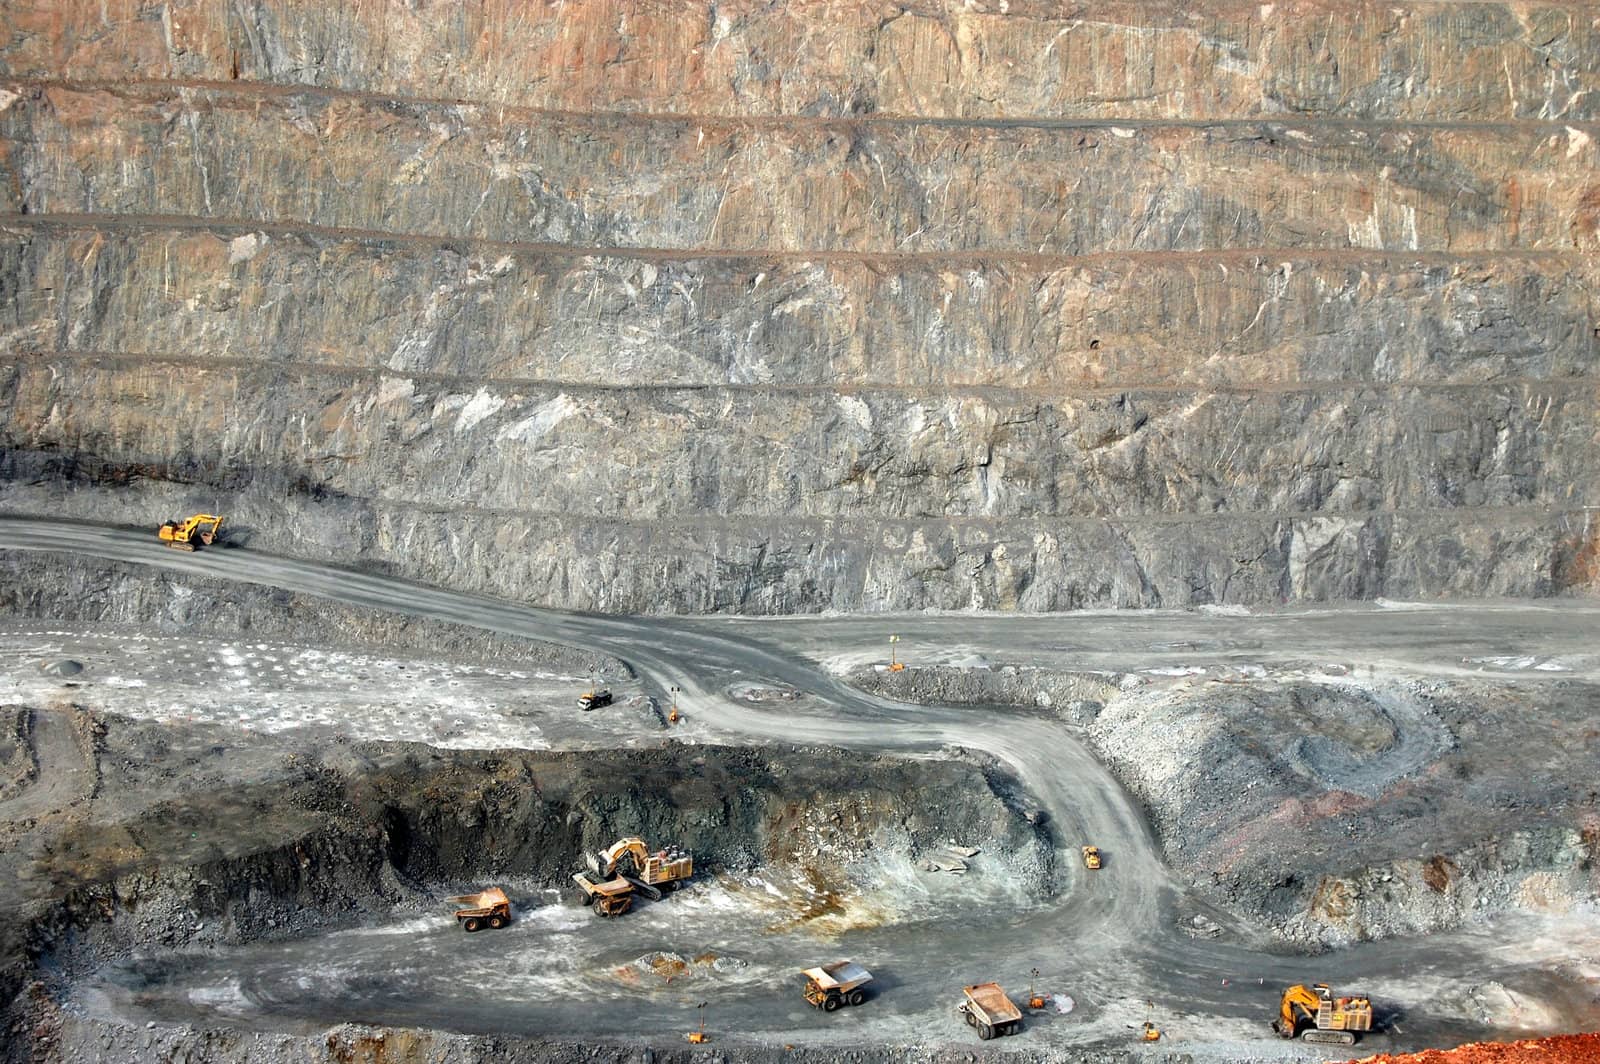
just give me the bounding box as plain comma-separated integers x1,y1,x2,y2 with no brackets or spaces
158,514,225,551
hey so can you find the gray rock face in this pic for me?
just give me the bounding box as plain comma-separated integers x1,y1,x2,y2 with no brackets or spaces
845,662,1600,948
0,4,1597,613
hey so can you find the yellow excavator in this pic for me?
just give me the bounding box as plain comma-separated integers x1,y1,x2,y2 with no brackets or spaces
585,836,692,900
157,514,224,551
1273,983,1373,1046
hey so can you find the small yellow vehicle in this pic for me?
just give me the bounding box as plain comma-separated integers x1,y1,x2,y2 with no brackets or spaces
801,960,873,1011
450,887,510,933
157,514,224,551
577,688,613,711
958,982,1022,1040
1081,845,1102,870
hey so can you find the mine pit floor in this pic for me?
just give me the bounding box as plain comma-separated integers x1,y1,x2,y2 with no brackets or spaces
1,521,1598,1059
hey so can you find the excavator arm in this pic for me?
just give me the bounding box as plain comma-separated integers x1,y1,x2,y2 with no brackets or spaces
589,837,649,877
1277,985,1323,1037
180,514,224,540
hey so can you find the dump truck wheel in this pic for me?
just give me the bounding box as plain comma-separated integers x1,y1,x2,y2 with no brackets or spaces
823,995,841,1012
488,915,506,929
848,989,865,1007
978,1023,993,1040
463,918,482,932
964,1010,976,1027
593,900,609,916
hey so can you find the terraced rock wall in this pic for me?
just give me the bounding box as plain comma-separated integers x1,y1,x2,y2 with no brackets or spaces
1,2,1597,612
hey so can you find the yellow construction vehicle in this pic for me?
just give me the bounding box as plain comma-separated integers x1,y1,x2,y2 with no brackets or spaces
157,514,224,551
1081,845,1102,870
1273,984,1373,1046
571,871,634,916
449,887,510,933
801,960,873,1011
577,688,613,711
958,983,1023,1040
585,836,693,899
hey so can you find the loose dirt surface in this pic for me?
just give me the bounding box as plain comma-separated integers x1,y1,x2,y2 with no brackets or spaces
0,624,652,750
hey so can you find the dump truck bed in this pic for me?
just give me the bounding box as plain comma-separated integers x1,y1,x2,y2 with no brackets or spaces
964,983,1022,1024
571,871,633,897
448,887,508,913
802,961,872,991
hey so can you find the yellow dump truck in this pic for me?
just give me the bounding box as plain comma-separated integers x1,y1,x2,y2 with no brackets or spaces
801,961,873,1011
577,688,612,711
1274,983,1374,1045
571,871,634,917
958,982,1023,1040
449,887,510,933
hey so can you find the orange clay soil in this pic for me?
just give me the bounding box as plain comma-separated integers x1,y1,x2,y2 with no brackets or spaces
1352,1033,1600,1064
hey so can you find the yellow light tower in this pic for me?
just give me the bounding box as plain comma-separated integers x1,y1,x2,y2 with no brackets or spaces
888,634,906,672
687,1000,709,1043
1028,967,1046,1010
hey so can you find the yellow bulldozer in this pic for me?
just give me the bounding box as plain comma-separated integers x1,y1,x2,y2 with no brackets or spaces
585,836,692,900
1273,983,1373,1046
157,514,224,551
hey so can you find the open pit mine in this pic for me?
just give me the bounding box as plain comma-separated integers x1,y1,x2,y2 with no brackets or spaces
1,3,1598,1063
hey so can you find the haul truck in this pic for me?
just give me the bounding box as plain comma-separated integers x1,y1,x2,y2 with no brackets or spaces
801,961,873,1011
958,982,1022,1040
